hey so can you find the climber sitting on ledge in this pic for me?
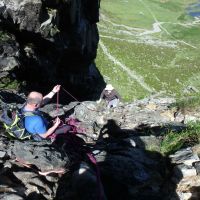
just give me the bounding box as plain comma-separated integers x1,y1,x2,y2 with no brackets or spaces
23,85,71,140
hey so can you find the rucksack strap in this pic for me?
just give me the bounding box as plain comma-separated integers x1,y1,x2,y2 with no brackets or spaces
2,109,35,140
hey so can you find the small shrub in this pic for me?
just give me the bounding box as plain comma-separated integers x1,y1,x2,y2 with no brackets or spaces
161,122,200,155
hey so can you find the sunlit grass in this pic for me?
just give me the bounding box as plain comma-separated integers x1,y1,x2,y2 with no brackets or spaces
96,0,200,102
161,122,200,155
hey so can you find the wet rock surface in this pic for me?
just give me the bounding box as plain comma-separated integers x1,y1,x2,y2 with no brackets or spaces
1,94,200,199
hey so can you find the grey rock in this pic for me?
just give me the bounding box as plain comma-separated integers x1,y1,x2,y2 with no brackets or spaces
49,108,65,118
130,135,161,151
0,194,24,200
13,171,54,198
0,0,100,96
0,57,19,71
194,161,200,175
0,0,42,32
0,150,6,158
170,147,200,166
74,101,99,123
174,111,185,123
63,102,79,113
184,115,198,123
173,164,197,179
12,140,70,172
1,94,200,200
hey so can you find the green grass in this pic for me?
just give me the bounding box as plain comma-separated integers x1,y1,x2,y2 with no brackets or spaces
161,122,200,155
170,94,200,112
0,78,20,90
96,0,200,102
0,31,11,41
100,0,196,28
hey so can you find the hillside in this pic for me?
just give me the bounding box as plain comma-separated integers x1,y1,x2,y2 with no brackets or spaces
96,0,200,101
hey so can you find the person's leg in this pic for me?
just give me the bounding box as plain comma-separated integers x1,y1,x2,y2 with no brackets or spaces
107,101,112,108
32,134,43,141
108,99,119,108
54,125,72,135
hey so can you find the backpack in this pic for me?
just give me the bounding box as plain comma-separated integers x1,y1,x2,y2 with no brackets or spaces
0,108,35,140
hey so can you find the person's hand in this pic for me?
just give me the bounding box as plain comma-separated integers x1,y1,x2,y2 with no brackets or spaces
52,85,61,93
54,117,61,127
96,99,101,104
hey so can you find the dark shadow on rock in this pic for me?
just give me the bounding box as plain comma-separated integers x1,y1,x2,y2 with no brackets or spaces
134,123,187,137
26,192,47,200
0,90,25,104
54,132,104,200
0,117,186,200
94,119,183,200
52,132,89,162
99,119,136,142
188,186,200,200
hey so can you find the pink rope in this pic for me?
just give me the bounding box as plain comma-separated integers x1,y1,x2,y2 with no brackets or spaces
62,87,79,102
55,87,103,198
87,153,103,200
56,90,59,116
62,86,101,113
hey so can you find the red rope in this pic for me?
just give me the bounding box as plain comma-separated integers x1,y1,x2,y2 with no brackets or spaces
87,153,103,200
56,87,103,199
56,90,59,115
61,86,101,112
62,87,79,102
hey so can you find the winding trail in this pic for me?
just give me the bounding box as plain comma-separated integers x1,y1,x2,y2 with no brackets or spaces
101,13,145,32
99,34,177,48
99,40,154,93
101,8,199,50
101,1,199,49
138,22,162,36
138,0,198,49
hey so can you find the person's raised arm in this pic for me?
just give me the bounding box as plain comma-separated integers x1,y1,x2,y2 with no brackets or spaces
42,85,61,105
43,85,61,100
97,89,105,104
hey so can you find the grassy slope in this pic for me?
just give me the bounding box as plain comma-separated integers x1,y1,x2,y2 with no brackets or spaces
96,0,200,101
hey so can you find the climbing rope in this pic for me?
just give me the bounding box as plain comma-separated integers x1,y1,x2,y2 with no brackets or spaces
61,86,101,112
62,87,79,102
54,86,103,199
60,87,103,198
56,90,59,115
87,153,103,200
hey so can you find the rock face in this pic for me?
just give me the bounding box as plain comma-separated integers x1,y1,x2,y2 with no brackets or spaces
0,0,103,98
1,94,200,199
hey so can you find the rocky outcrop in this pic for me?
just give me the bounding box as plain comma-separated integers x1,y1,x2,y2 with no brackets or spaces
0,31,19,83
1,94,200,199
170,147,200,200
0,0,103,98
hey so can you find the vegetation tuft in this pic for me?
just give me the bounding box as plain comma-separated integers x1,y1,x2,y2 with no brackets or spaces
161,122,200,155
170,93,200,112
0,77,20,90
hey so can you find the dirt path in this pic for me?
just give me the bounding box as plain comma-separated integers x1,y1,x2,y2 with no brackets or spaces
100,1,198,49
99,34,177,48
138,22,162,36
138,0,198,49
